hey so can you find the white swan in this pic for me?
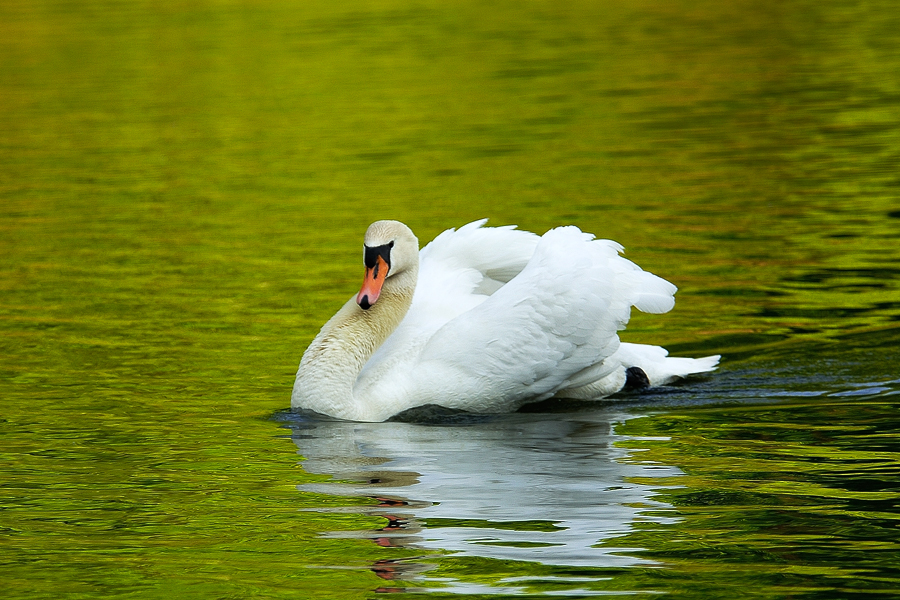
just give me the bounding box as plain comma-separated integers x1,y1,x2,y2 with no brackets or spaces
292,220,719,422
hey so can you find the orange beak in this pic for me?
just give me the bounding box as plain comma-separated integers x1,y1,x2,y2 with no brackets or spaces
357,255,389,310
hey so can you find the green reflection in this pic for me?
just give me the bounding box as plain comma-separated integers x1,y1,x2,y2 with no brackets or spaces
2,0,900,597
611,394,900,598
603,328,900,597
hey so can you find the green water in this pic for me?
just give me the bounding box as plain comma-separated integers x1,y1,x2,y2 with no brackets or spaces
2,0,899,597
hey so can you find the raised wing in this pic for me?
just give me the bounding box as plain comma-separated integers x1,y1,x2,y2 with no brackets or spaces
406,226,677,412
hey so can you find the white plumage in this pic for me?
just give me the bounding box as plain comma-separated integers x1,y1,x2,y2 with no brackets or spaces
292,219,719,421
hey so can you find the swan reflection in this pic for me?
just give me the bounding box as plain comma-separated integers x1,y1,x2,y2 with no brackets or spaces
291,409,681,569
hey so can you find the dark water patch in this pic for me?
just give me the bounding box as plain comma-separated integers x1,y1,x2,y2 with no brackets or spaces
355,149,407,162
464,144,523,158
665,332,792,358
493,58,591,79
783,267,900,285
694,287,786,298
389,404,502,425
757,306,871,320
520,114,571,126
425,518,565,533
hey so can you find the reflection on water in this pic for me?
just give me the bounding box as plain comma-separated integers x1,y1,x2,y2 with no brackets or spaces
281,327,900,596
290,411,678,578
4,0,900,597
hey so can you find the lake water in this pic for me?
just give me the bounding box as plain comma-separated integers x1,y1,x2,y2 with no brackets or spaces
2,0,899,598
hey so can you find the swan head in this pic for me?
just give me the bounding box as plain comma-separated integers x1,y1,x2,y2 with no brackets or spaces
357,220,419,310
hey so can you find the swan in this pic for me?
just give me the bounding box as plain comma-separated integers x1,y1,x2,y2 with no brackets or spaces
292,219,719,422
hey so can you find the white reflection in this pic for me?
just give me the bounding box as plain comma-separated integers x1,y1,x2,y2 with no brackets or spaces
292,409,681,568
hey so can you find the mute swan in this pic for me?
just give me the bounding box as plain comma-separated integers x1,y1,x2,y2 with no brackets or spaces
292,220,719,422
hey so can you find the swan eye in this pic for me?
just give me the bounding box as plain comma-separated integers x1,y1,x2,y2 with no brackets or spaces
364,243,393,270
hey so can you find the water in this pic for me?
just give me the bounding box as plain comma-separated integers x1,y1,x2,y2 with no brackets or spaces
2,0,900,598
280,330,900,597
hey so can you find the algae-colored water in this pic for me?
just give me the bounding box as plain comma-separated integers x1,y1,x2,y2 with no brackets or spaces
2,1,899,598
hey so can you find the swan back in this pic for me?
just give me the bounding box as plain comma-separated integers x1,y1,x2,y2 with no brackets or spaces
375,225,677,414
294,219,717,422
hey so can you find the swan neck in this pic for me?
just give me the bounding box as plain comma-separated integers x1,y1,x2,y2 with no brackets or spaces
292,267,416,420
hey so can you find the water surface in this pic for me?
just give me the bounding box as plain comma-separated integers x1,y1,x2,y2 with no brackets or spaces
2,0,899,598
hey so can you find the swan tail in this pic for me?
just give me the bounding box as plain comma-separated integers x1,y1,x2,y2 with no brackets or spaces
556,343,720,400
616,342,720,386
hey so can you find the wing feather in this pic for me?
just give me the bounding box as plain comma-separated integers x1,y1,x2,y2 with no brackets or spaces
405,226,677,412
